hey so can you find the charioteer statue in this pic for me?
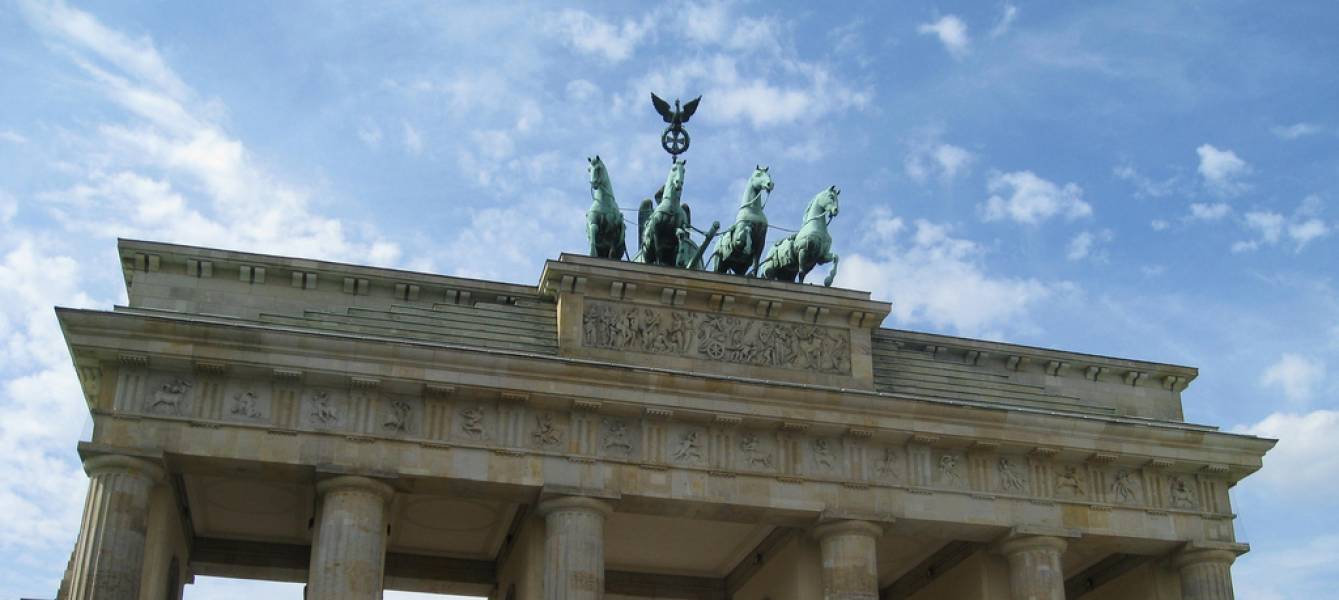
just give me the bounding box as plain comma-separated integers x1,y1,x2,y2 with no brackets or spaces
579,92,843,286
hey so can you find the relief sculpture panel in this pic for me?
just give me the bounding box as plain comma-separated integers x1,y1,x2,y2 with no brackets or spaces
582,300,852,375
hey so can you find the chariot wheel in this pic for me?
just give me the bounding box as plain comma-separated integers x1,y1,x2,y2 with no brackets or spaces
661,127,690,156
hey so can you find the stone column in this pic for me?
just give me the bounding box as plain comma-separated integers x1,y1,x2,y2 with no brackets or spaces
67,454,165,600
538,496,613,600
999,535,1068,600
813,520,883,600
307,475,395,600
1175,548,1237,600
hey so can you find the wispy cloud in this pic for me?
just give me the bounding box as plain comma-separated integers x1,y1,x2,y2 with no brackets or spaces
981,170,1092,225
1233,197,1332,252
918,15,970,59
1271,122,1322,140
20,0,401,265
1066,229,1113,262
545,8,653,63
842,210,1058,339
990,4,1019,38
1197,143,1251,196
1188,202,1231,221
904,127,974,183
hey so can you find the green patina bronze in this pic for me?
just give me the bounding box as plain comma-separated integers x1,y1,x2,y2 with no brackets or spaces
709,165,773,276
580,92,846,281
585,155,626,259
636,158,689,266
757,185,841,287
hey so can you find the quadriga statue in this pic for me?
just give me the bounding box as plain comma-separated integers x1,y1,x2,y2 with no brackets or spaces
585,155,626,259
709,165,773,276
636,158,689,266
757,185,841,287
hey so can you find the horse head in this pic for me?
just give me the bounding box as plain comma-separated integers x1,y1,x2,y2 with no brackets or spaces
588,155,608,191
745,165,774,204
663,158,686,205
806,185,840,224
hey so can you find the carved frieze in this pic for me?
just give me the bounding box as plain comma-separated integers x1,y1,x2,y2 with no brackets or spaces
936,453,966,488
671,429,704,464
602,419,636,457
582,300,852,375
1055,465,1087,498
1168,475,1197,508
997,456,1027,493
874,447,903,482
301,388,347,430
1110,469,1142,504
146,377,193,416
531,412,564,449
459,405,488,440
739,432,774,470
811,438,838,473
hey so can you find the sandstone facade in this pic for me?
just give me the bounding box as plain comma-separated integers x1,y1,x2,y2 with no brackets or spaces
52,239,1273,599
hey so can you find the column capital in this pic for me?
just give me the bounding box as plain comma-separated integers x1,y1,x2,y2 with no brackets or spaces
997,534,1070,557
82,453,165,483
536,494,614,518
812,519,884,542
1174,546,1241,570
316,475,395,502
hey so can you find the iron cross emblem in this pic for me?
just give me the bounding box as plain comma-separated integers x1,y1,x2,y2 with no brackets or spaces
651,93,701,158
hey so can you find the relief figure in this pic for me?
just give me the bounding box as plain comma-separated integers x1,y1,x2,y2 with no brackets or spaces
148,378,192,415
739,433,773,469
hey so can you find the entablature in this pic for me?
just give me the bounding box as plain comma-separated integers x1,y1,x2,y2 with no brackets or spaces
59,306,1273,496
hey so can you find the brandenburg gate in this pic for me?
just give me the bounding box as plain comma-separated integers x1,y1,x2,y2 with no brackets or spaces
54,239,1271,599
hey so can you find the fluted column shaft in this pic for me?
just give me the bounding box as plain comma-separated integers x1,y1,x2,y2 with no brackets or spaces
307,476,395,600
67,454,164,600
813,520,884,600
1176,548,1237,600
538,496,613,600
1000,535,1068,600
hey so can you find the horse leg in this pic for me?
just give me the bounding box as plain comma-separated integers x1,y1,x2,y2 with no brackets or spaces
796,244,812,283
823,252,839,287
588,221,600,257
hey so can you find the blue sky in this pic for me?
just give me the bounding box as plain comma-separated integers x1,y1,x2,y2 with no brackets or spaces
0,1,1336,598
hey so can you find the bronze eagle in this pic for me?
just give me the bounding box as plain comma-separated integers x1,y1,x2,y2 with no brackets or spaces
651,93,702,130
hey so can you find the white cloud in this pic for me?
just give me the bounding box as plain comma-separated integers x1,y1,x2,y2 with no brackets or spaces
357,122,382,149
565,79,599,102
1288,219,1330,249
636,55,869,129
1236,203,1330,252
990,4,1019,38
546,9,651,63
904,129,973,183
839,211,1055,338
1271,122,1322,140
20,0,401,265
1188,202,1231,221
679,3,781,54
0,130,27,144
402,121,423,155
1113,165,1178,199
1260,353,1326,405
1150,219,1170,231
982,170,1092,225
918,15,970,59
0,191,15,224
1236,410,1339,498
0,239,103,591
1066,229,1113,262
1244,211,1285,243
1197,144,1250,195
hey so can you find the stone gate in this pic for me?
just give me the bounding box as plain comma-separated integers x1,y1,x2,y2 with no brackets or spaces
53,239,1272,599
